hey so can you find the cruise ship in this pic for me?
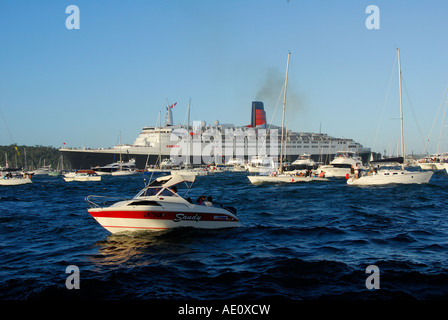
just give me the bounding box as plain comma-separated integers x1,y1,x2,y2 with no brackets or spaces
60,101,373,169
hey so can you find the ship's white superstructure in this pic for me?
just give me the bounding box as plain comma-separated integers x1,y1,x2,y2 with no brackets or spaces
60,101,372,169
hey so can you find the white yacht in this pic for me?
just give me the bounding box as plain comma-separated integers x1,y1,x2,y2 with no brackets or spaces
318,151,363,178
246,155,278,174
347,49,433,186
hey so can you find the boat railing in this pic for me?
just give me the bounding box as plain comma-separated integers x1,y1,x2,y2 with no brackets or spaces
85,195,131,209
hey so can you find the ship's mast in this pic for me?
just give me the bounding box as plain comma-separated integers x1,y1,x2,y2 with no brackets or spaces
397,48,405,170
279,52,290,174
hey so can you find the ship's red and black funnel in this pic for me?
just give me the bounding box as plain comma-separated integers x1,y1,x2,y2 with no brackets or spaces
250,101,266,128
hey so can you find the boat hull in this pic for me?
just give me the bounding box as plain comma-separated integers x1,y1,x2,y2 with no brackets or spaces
88,208,240,233
347,170,433,186
63,176,101,182
0,177,32,185
248,175,328,184
111,170,139,176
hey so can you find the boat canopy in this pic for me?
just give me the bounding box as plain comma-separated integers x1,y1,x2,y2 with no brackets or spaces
147,174,196,189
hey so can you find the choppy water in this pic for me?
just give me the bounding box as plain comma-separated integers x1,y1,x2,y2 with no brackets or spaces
1,170,448,303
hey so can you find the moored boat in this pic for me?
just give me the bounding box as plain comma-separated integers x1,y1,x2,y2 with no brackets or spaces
317,151,364,178
0,172,32,185
347,49,434,186
248,174,328,184
63,170,101,182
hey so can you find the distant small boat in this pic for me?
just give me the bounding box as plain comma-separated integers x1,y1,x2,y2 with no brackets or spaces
247,53,328,184
63,170,101,182
291,153,317,167
317,151,364,178
111,168,139,176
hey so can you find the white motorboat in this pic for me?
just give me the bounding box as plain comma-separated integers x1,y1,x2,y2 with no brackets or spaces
92,158,137,175
63,170,101,182
226,158,245,166
318,151,364,178
283,153,320,175
30,166,51,175
291,154,317,167
347,49,433,186
86,174,240,233
160,158,178,169
417,154,445,170
246,155,277,173
111,168,139,176
0,172,32,185
226,158,247,171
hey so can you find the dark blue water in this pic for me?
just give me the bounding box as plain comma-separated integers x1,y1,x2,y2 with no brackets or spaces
1,170,448,302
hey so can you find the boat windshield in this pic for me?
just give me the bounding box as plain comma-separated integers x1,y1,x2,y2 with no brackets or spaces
135,187,179,198
335,151,355,158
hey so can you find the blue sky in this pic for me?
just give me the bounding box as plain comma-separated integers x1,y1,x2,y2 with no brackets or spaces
1,0,447,155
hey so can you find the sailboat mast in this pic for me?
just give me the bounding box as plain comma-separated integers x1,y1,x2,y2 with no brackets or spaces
187,97,191,167
279,52,291,174
158,111,161,169
119,131,122,170
397,48,405,170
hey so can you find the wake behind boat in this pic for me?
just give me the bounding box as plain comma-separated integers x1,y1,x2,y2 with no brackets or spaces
86,174,240,233
92,158,137,175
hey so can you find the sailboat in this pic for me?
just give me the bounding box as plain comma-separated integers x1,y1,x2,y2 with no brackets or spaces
170,98,214,176
49,155,63,176
248,53,328,184
347,48,433,186
0,153,32,185
111,131,139,176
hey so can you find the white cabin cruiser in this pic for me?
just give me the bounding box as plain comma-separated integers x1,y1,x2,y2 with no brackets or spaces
246,156,278,174
64,170,101,182
318,151,363,178
92,158,136,175
86,174,240,233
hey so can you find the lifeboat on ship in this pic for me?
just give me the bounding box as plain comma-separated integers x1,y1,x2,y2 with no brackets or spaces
86,174,240,234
